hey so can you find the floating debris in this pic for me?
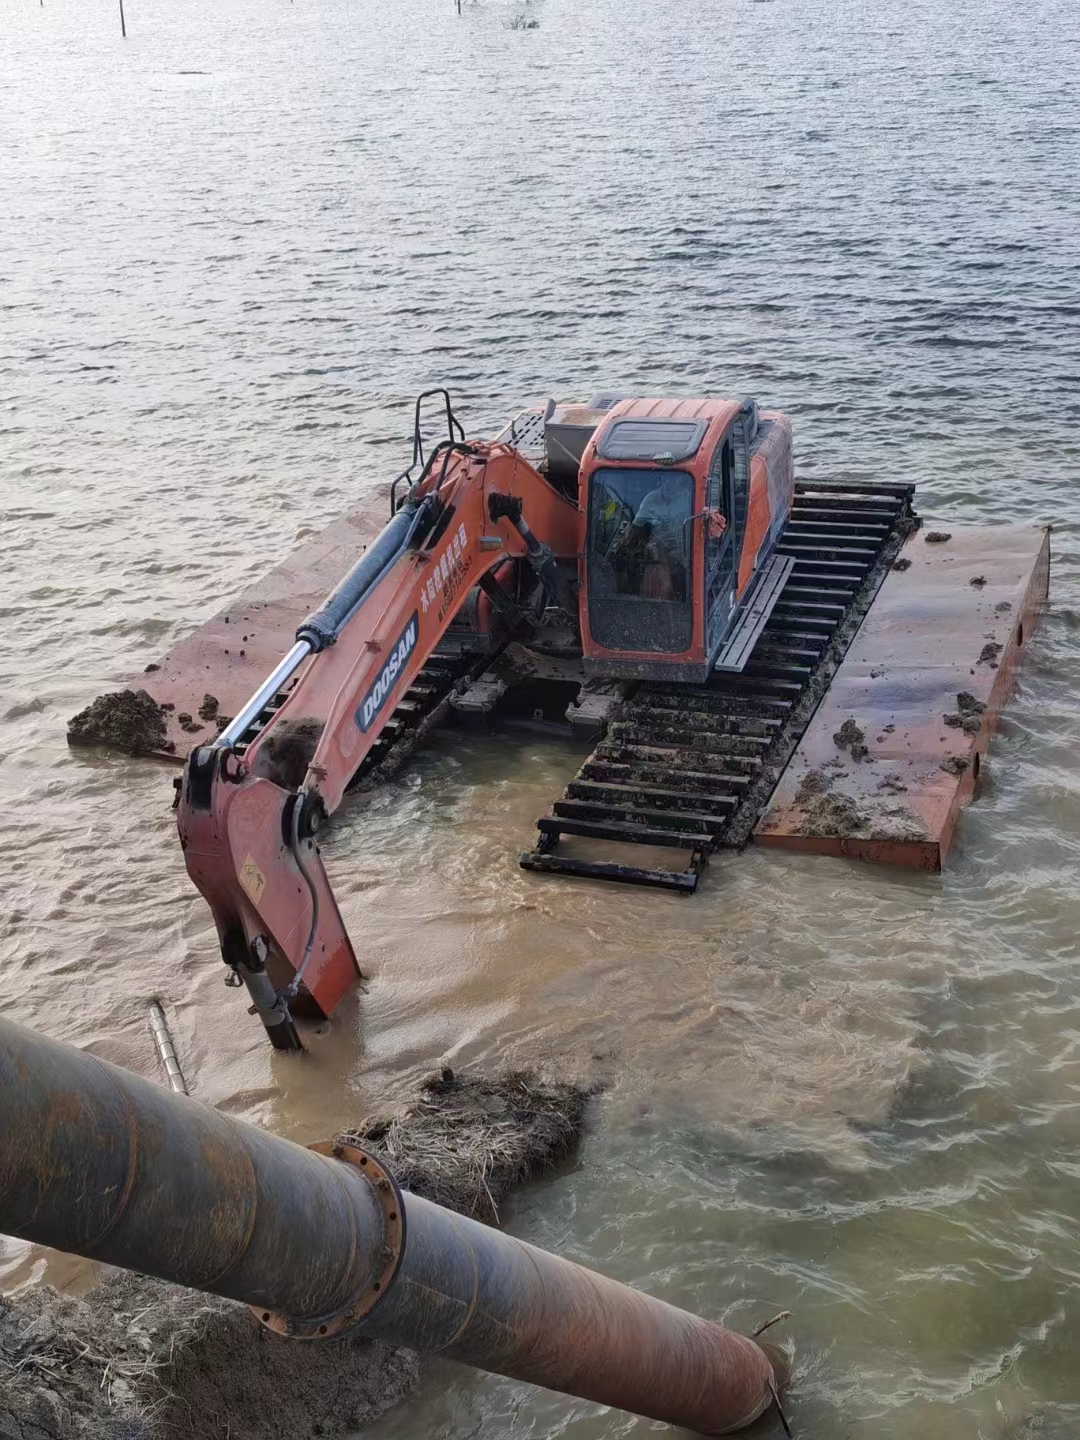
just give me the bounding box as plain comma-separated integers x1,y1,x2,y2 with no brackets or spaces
340,1068,593,1223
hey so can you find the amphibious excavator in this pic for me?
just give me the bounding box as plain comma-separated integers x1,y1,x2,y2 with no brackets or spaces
176,390,918,1049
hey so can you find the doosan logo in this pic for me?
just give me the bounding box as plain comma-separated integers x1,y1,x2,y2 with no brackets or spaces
356,612,419,733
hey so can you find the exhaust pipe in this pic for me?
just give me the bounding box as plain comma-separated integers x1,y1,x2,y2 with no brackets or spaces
0,1016,787,1435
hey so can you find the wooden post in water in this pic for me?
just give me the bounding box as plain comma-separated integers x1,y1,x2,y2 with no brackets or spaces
119,0,126,36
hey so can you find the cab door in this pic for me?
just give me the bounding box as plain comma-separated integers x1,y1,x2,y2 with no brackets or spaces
703,418,750,659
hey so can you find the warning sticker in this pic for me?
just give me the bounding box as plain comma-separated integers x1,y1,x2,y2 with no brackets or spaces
239,854,266,905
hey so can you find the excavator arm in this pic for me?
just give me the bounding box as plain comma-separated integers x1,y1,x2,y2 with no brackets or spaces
177,435,579,1049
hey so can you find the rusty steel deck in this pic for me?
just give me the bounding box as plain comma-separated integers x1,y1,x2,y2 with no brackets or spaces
754,523,1051,869
130,495,392,760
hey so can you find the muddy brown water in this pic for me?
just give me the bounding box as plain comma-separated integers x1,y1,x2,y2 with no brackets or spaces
3,0,1080,1435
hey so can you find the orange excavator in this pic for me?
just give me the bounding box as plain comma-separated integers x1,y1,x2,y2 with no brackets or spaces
177,391,913,1048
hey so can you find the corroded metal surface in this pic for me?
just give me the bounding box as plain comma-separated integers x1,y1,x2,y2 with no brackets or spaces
0,1014,390,1321
134,494,392,761
0,1015,786,1435
255,1142,406,1339
371,1186,787,1435
755,523,1050,868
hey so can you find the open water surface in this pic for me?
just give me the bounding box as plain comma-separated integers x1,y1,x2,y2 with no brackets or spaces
2,0,1080,1434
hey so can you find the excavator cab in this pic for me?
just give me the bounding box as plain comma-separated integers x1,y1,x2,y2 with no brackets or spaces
576,397,794,683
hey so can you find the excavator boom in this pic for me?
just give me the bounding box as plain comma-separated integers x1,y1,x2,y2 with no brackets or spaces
177,434,578,1048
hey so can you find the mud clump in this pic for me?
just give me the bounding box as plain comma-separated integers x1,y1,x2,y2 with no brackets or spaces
247,717,325,790
970,575,987,588
925,531,952,544
0,1273,416,1440
868,805,928,842
798,792,866,836
340,1068,593,1224
978,641,1003,667
794,769,831,805
798,792,926,841
832,716,869,762
176,711,202,734
944,691,986,736
891,556,912,572
833,718,865,748
995,600,1013,615
876,772,908,795
940,754,970,776
0,1070,592,1440
67,690,171,755
197,693,219,721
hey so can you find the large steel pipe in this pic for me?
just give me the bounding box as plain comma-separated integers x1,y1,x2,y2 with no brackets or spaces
0,1017,785,1435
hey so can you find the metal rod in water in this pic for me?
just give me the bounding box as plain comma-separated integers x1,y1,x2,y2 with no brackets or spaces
147,1001,187,1094
119,0,126,36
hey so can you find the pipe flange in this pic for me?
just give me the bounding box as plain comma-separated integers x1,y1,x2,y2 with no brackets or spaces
251,1142,405,1341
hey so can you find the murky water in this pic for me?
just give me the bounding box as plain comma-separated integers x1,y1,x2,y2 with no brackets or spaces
3,0,1080,1432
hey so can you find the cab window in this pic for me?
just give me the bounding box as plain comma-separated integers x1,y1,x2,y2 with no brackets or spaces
586,468,693,653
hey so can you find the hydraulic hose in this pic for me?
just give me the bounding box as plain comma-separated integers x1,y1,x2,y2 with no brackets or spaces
296,496,436,652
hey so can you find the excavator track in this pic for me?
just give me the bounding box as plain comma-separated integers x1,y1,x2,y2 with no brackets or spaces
519,480,917,893
350,653,476,788
228,655,476,785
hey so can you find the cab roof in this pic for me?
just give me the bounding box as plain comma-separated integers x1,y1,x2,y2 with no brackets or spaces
606,397,742,426
593,397,742,466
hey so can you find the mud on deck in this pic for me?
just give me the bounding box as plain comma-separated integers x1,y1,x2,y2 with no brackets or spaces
755,522,1051,868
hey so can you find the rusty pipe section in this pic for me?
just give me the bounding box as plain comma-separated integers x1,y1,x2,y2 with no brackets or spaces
0,1017,785,1435
369,1195,786,1433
